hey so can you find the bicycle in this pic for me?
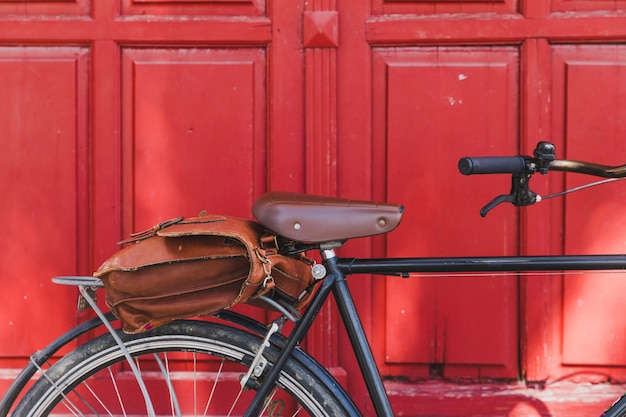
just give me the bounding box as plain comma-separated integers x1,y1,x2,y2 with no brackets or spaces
2,141,626,416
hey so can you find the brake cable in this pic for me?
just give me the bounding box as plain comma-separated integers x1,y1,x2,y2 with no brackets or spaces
538,177,626,201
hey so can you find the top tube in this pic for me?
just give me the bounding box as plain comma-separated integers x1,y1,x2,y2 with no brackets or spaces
334,254,626,277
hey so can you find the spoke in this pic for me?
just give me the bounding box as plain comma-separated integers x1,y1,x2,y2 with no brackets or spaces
79,285,155,417
262,390,277,417
165,354,175,417
101,366,127,417
193,352,197,417
153,353,182,417
203,359,225,417
43,376,103,417
75,371,117,417
21,323,333,417
31,358,85,417
290,405,304,417
75,393,101,416
226,387,245,417
58,400,83,417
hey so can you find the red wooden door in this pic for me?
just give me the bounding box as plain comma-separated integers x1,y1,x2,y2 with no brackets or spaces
0,0,306,409
334,1,626,416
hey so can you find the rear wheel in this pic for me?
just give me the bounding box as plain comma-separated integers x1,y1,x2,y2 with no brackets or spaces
14,320,354,417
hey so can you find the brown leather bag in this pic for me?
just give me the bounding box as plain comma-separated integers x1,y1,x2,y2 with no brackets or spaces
94,215,315,333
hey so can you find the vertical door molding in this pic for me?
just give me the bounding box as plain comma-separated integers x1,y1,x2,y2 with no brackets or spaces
302,0,341,372
519,38,564,382
303,2,338,197
267,0,305,191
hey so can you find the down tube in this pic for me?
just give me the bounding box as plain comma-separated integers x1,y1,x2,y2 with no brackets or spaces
602,393,626,417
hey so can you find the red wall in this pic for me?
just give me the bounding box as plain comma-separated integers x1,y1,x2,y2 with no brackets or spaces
3,1,626,416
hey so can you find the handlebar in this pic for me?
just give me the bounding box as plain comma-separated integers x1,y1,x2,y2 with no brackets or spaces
458,156,527,175
548,160,626,178
459,157,626,178
459,141,626,217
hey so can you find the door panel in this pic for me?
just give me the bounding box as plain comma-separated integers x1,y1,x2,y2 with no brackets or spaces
372,0,517,15
121,0,264,16
374,47,520,379
551,0,626,12
121,48,266,229
0,47,90,355
552,45,626,367
0,0,88,16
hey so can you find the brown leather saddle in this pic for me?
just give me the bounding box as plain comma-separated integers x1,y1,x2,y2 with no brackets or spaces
252,192,404,243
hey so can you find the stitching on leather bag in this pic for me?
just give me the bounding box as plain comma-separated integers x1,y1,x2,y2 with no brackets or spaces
108,274,249,305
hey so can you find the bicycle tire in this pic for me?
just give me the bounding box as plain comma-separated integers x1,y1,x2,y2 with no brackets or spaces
13,320,355,417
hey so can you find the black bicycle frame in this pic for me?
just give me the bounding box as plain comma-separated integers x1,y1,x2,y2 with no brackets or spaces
336,254,626,416
245,252,626,417
337,254,626,275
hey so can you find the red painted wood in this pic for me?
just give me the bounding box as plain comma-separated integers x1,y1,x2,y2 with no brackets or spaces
0,0,88,15
303,11,339,48
556,45,626,368
0,19,271,45
302,0,341,373
0,47,90,356
366,15,626,45
120,47,266,228
373,47,520,379
122,0,264,16
334,0,379,413
521,44,626,385
385,380,622,417
338,1,626,415
551,0,626,12
120,47,270,327
519,39,565,383
92,38,123,267
5,1,626,416
0,1,286,413
266,0,305,192
372,0,516,15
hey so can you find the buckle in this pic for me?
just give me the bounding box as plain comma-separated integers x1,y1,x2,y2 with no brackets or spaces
119,216,184,244
260,234,279,253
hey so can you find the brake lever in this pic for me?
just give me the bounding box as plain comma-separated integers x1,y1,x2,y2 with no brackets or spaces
478,142,555,217
480,172,538,217
480,194,515,217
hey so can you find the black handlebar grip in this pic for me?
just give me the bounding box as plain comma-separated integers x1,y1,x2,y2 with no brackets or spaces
458,156,527,175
